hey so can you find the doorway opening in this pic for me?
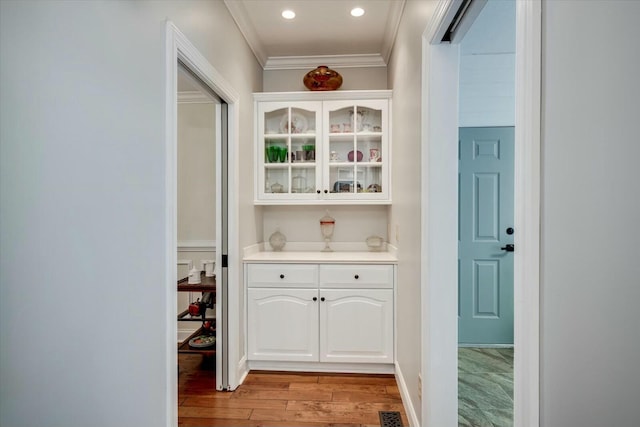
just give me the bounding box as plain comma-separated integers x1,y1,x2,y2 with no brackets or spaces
175,60,227,388
165,21,241,425
421,1,541,426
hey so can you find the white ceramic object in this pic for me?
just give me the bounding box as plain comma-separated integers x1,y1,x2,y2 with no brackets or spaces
269,229,287,251
366,235,384,251
188,266,201,284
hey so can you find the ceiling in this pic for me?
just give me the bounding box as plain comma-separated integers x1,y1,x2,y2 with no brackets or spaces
223,0,406,70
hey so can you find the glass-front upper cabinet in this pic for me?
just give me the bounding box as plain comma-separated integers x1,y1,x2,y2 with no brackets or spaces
254,91,391,205
257,101,322,202
323,99,388,202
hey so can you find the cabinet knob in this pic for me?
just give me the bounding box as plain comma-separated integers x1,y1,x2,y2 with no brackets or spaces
324,189,328,194
313,297,318,301
316,190,321,194
279,274,285,279
354,274,359,279
321,297,325,302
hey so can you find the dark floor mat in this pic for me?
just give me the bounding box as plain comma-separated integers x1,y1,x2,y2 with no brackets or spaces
379,410,403,427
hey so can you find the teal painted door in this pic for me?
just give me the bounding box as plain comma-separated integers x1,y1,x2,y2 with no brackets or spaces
458,127,514,344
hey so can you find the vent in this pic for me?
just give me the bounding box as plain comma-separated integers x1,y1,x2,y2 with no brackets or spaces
379,411,403,427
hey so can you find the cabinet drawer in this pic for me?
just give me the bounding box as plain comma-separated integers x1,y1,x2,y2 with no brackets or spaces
319,264,393,289
248,263,318,288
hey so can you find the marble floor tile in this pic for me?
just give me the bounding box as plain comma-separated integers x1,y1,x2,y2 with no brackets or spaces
458,347,514,426
482,409,514,427
458,348,513,374
458,373,512,410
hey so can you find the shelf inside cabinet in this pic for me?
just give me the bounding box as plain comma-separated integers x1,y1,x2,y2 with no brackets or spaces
178,327,216,355
177,273,216,292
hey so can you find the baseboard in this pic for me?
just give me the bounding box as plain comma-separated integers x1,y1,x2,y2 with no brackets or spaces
458,343,514,348
236,356,249,389
395,361,420,427
247,360,395,374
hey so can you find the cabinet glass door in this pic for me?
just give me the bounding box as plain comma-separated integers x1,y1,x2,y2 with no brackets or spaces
260,103,321,199
325,101,387,200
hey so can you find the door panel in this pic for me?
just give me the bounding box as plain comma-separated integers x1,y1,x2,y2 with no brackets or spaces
247,288,319,361
459,127,514,344
320,289,393,363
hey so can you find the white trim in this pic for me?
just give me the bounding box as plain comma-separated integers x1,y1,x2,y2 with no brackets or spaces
421,1,541,426
253,89,392,102
421,39,460,427
264,54,387,70
177,91,214,104
164,22,179,427
177,240,217,252
165,20,242,423
247,360,395,374
223,0,268,67
395,362,420,427
380,0,407,64
513,1,541,426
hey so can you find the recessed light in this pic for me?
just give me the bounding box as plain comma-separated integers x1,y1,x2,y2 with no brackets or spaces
350,7,365,17
282,9,295,19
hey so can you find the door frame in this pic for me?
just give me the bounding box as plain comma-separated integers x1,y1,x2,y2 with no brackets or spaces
421,1,541,426
165,21,241,425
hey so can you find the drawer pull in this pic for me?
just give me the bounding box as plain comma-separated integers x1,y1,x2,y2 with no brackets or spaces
354,274,359,279
313,297,318,301
321,297,325,302
279,274,285,279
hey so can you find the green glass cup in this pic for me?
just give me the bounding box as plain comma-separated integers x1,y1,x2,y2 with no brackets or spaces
278,146,288,163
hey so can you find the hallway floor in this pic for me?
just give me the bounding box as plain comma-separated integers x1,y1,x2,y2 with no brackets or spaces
178,354,409,426
458,347,514,427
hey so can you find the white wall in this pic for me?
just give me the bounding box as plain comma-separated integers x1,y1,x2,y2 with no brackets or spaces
262,205,388,246
387,1,439,424
263,66,387,92
459,0,515,127
541,1,640,425
0,1,262,426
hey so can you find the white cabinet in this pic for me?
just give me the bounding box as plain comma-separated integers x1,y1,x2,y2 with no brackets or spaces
246,262,394,366
320,289,393,363
247,288,319,362
254,91,392,205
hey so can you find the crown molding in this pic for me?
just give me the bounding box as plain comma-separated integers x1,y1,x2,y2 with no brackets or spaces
264,54,387,71
224,0,268,67
381,0,406,63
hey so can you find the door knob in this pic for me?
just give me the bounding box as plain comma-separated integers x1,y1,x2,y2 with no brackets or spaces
501,244,515,252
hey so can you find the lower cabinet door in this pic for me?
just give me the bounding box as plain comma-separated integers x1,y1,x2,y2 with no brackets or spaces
248,288,319,361
319,289,394,363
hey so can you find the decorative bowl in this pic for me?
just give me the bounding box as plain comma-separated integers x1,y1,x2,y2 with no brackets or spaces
347,150,363,162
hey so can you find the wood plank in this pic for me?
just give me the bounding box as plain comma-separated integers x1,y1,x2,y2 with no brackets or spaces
243,372,319,383
331,391,404,403
250,408,380,425
289,382,388,394
178,406,251,420
286,400,406,415
178,418,260,426
318,375,396,386
230,388,333,402
235,381,290,391
182,396,287,410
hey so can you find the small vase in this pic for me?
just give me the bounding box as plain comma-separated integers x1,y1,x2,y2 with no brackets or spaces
268,229,286,251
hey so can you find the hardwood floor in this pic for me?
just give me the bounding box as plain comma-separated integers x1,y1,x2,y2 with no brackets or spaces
178,354,409,426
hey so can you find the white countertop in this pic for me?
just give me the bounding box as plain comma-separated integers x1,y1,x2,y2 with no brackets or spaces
243,250,398,264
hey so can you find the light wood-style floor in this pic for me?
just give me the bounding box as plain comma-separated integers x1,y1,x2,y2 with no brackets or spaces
178,354,409,426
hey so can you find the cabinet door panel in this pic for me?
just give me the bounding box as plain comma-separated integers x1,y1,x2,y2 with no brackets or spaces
248,288,319,361
319,289,393,363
